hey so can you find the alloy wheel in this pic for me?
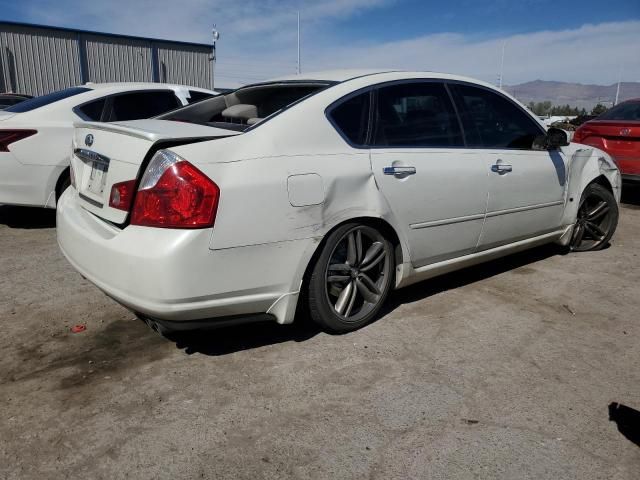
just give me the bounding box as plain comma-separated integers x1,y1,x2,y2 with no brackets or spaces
324,226,392,322
570,187,616,252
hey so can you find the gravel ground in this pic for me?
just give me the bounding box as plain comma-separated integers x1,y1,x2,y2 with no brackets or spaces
1,187,639,480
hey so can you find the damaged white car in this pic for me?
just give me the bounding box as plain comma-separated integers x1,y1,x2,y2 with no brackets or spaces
57,70,621,335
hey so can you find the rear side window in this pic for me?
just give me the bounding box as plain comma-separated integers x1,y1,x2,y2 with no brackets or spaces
5,87,91,113
187,90,215,104
106,91,180,122
373,82,463,147
0,96,29,109
597,102,640,121
450,84,543,149
329,92,370,146
77,98,106,121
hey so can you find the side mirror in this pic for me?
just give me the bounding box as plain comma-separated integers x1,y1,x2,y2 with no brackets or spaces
533,127,569,150
547,127,569,148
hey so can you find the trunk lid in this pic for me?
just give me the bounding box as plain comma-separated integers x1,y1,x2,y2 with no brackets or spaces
582,120,640,140
0,111,16,121
72,119,240,224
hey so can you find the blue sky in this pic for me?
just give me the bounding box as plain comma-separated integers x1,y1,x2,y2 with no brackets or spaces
2,0,639,86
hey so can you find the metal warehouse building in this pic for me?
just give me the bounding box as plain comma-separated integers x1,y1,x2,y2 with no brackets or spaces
0,21,213,96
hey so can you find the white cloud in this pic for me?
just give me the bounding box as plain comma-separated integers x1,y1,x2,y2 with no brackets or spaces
18,1,640,87
302,21,640,87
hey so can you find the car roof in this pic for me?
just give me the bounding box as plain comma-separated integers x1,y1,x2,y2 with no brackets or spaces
268,69,396,83
263,69,501,91
84,82,216,93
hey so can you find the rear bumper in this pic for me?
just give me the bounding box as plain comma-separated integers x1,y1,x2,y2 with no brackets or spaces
0,152,64,208
57,189,312,324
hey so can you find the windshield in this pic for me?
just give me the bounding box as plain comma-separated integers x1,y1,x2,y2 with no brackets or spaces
5,87,91,113
159,81,334,131
597,102,640,121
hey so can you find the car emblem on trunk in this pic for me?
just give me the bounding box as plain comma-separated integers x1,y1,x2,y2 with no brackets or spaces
85,134,94,146
620,128,631,136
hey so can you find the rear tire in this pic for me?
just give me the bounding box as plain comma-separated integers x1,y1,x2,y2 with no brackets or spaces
570,183,618,252
307,223,394,333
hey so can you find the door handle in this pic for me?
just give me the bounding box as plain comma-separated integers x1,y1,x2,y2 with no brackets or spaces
383,166,416,176
491,163,513,174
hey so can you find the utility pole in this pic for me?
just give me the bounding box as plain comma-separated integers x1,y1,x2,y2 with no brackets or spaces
498,41,506,89
297,11,301,75
211,25,220,90
614,66,622,106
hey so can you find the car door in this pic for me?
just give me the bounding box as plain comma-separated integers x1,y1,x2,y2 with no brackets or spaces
367,81,489,267
449,83,567,250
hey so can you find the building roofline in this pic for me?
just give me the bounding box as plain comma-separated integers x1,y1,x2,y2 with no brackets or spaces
0,20,212,49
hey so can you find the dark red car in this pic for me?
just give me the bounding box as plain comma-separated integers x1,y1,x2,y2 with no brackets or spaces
573,99,640,182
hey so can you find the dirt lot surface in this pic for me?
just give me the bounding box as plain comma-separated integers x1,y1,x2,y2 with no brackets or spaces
1,188,639,480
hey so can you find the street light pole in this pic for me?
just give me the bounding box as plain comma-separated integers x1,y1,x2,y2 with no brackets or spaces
498,41,506,89
211,25,220,90
297,11,301,75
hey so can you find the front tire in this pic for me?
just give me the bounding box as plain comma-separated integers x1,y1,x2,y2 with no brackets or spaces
307,223,394,333
570,183,618,252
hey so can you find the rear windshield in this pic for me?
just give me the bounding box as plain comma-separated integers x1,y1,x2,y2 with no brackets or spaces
160,82,333,131
5,87,91,113
597,102,640,121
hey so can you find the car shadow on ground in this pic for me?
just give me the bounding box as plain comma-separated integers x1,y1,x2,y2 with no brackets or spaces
0,205,56,229
171,243,563,356
609,402,640,448
621,183,640,208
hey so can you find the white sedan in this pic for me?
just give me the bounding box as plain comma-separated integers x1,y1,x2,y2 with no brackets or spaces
0,83,216,208
57,70,621,335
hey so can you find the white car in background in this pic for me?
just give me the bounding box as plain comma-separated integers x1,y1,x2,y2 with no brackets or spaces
0,83,217,208
57,70,620,336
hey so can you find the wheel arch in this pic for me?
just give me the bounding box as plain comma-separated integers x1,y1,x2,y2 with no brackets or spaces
283,216,405,324
55,166,71,202
590,174,614,194
562,147,621,227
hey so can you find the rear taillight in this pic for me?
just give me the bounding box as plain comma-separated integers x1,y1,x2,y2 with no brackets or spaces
0,129,37,152
573,127,587,143
130,150,219,229
109,180,137,211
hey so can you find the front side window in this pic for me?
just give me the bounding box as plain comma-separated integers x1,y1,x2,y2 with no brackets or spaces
450,84,544,149
107,91,180,122
373,82,463,148
329,91,370,146
5,87,91,113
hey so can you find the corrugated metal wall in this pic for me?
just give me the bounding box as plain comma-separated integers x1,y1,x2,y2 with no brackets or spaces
0,22,212,95
0,24,82,96
157,43,211,88
84,34,153,83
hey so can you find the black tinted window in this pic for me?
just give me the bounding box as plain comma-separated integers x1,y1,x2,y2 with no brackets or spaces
330,92,370,145
597,102,640,121
187,90,215,104
5,87,90,113
373,82,463,147
0,96,30,109
107,91,180,122
451,84,543,149
78,98,106,121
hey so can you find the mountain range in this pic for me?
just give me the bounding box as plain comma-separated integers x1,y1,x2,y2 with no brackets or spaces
504,80,640,111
